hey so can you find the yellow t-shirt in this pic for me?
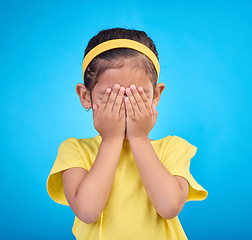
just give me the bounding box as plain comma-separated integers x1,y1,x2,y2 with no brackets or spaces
47,135,207,240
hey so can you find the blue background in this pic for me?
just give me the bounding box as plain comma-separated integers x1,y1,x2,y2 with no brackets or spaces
1,0,251,239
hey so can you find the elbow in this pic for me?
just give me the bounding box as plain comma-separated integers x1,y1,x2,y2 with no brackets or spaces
157,206,181,220
76,206,102,224
156,197,185,220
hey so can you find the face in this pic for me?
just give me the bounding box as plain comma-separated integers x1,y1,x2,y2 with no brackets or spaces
91,65,154,107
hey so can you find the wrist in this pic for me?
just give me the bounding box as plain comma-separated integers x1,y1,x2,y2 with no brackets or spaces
101,136,125,145
127,136,150,145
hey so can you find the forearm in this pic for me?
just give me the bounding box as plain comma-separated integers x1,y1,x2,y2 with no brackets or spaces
129,137,186,219
75,138,123,223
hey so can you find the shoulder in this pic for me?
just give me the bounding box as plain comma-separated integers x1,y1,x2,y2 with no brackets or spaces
169,135,196,149
58,137,78,148
152,135,197,162
153,135,196,150
56,138,81,157
58,135,101,152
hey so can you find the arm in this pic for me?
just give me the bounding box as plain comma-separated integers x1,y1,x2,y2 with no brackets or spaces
125,85,189,219
63,84,126,224
128,138,188,219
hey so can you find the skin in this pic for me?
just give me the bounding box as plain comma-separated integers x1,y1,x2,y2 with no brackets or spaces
62,64,189,224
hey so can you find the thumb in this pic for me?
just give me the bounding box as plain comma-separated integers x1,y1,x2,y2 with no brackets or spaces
93,104,99,115
151,104,158,119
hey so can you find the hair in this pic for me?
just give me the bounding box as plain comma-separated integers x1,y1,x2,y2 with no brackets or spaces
83,28,159,94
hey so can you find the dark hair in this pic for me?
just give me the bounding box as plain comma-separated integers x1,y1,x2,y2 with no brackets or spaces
83,28,159,93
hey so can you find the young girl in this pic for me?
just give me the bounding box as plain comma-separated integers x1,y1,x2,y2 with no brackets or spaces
47,28,207,240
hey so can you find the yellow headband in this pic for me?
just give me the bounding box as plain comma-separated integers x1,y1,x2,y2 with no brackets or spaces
82,39,160,81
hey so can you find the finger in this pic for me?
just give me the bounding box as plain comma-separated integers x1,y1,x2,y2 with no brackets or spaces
138,86,152,112
92,104,99,115
126,87,138,115
124,96,134,118
151,104,158,121
112,86,125,114
98,88,111,112
119,98,126,119
130,85,145,112
120,96,125,111
106,84,120,112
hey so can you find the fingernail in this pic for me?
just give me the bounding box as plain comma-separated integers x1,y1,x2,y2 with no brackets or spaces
138,86,143,92
106,88,111,93
114,84,120,89
130,85,136,90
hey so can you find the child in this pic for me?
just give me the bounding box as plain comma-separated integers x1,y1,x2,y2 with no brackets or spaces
47,28,207,240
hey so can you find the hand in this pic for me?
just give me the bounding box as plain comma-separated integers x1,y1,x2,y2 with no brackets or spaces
93,84,126,141
124,85,158,140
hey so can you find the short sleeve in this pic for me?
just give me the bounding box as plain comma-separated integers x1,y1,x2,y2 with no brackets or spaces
162,136,208,202
47,138,89,205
